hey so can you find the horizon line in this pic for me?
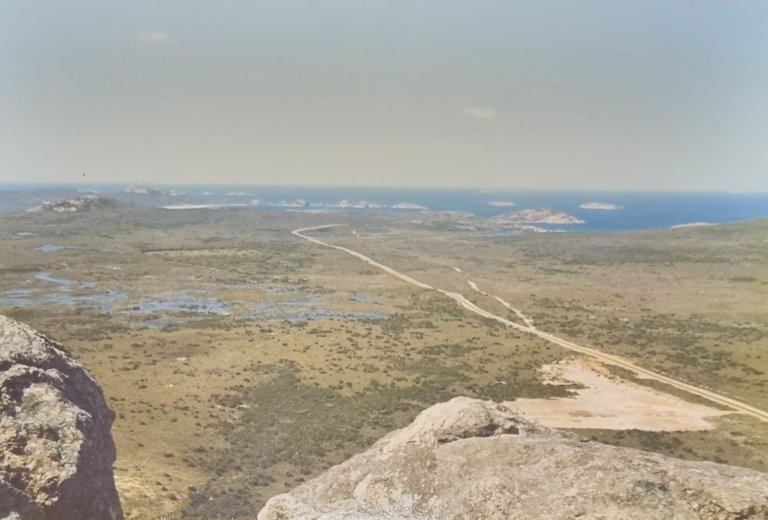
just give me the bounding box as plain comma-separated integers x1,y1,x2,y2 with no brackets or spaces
0,181,766,195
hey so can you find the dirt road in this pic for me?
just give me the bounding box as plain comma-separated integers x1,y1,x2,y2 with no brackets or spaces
293,225,768,423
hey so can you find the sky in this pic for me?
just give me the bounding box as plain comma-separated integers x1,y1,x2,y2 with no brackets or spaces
1,1,767,191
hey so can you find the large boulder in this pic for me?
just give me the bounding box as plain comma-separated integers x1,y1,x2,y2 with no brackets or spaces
0,315,123,520
259,397,768,520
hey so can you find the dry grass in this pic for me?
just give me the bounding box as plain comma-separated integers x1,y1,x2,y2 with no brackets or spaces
1,208,766,518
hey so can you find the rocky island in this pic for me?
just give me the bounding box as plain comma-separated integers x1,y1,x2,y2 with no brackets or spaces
25,196,117,214
392,202,428,210
580,201,621,210
491,208,585,225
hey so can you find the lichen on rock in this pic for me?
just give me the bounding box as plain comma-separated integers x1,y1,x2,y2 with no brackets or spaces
0,315,123,520
258,397,768,520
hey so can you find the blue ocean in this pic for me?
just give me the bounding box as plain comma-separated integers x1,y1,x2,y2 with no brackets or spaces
2,183,767,233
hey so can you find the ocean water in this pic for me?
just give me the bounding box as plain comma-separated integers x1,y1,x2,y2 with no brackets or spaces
216,187,766,232
2,183,767,233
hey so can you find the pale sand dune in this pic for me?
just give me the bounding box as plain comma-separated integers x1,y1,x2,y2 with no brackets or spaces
506,358,731,431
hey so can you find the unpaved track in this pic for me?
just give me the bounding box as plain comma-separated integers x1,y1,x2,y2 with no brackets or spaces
293,225,768,424
464,276,537,330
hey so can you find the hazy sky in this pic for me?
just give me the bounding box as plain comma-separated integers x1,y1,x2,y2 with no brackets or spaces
2,1,767,190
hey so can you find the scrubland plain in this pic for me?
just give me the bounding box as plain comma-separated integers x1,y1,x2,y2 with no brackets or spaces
0,207,766,519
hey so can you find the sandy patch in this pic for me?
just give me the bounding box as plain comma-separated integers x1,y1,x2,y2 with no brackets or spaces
506,358,732,431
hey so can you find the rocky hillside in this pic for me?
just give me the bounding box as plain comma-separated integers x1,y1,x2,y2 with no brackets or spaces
26,196,117,214
259,397,768,520
0,315,123,520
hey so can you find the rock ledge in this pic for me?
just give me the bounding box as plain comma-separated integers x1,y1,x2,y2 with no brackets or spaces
259,397,768,520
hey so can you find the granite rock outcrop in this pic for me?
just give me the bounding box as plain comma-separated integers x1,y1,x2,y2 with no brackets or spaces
0,315,123,520
259,397,768,520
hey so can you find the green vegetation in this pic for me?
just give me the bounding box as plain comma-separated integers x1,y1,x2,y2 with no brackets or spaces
1,207,766,519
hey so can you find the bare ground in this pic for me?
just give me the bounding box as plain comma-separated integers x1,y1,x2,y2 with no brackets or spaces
506,357,732,431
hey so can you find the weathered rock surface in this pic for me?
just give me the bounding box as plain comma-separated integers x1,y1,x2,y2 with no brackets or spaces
0,315,123,520
259,397,768,520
